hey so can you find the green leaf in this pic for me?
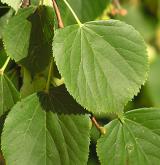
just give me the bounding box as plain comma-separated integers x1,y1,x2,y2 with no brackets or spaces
20,68,46,98
0,9,14,38
0,40,7,68
20,6,55,74
2,89,90,165
38,86,86,114
1,0,21,11
0,74,20,117
7,68,20,90
3,6,55,74
97,108,160,165
3,7,36,61
53,20,148,114
56,0,111,25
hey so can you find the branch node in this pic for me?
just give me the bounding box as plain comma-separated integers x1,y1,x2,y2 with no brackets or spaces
91,116,106,135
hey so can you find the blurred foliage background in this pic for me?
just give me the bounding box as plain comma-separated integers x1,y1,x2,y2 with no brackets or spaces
0,0,160,164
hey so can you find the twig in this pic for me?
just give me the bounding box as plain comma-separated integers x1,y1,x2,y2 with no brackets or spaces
44,0,64,92
52,0,64,28
91,116,106,135
21,0,30,7
111,0,127,16
113,0,121,9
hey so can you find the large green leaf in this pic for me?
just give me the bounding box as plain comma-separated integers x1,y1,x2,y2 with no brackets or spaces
3,6,54,74
56,0,111,25
97,108,160,165
53,20,148,114
0,74,20,117
2,88,90,165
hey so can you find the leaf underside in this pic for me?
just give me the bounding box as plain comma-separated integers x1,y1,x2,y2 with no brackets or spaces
97,108,160,165
53,20,148,114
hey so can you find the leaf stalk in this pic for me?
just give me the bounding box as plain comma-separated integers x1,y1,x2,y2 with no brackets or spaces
63,0,82,27
52,0,64,28
0,57,11,75
45,58,54,92
91,116,106,135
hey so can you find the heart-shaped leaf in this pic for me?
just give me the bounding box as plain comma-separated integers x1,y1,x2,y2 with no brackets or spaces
97,108,160,165
2,88,91,165
53,20,148,114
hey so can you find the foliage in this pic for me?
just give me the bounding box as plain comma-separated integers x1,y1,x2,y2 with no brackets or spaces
0,0,159,164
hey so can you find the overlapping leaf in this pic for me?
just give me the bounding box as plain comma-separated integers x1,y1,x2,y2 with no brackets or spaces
0,0,45,10
3,7,36,61
3,6,54,74
20,68,46,98
97,108,160,165
1,0,110,25
2,87,90,165
53,20,148,114
1,0,21,11
0,74,19,117
0,40,7,67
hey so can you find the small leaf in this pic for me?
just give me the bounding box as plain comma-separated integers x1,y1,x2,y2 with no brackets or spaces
1,0,21,11
3,6,55,74
2,89,90,165
0,74,20,117
3,7,36,61
97,108,160,165
53,20,148,114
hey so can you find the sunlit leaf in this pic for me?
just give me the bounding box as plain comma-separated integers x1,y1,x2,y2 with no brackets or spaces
97,108,160,165
53,20,148,114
